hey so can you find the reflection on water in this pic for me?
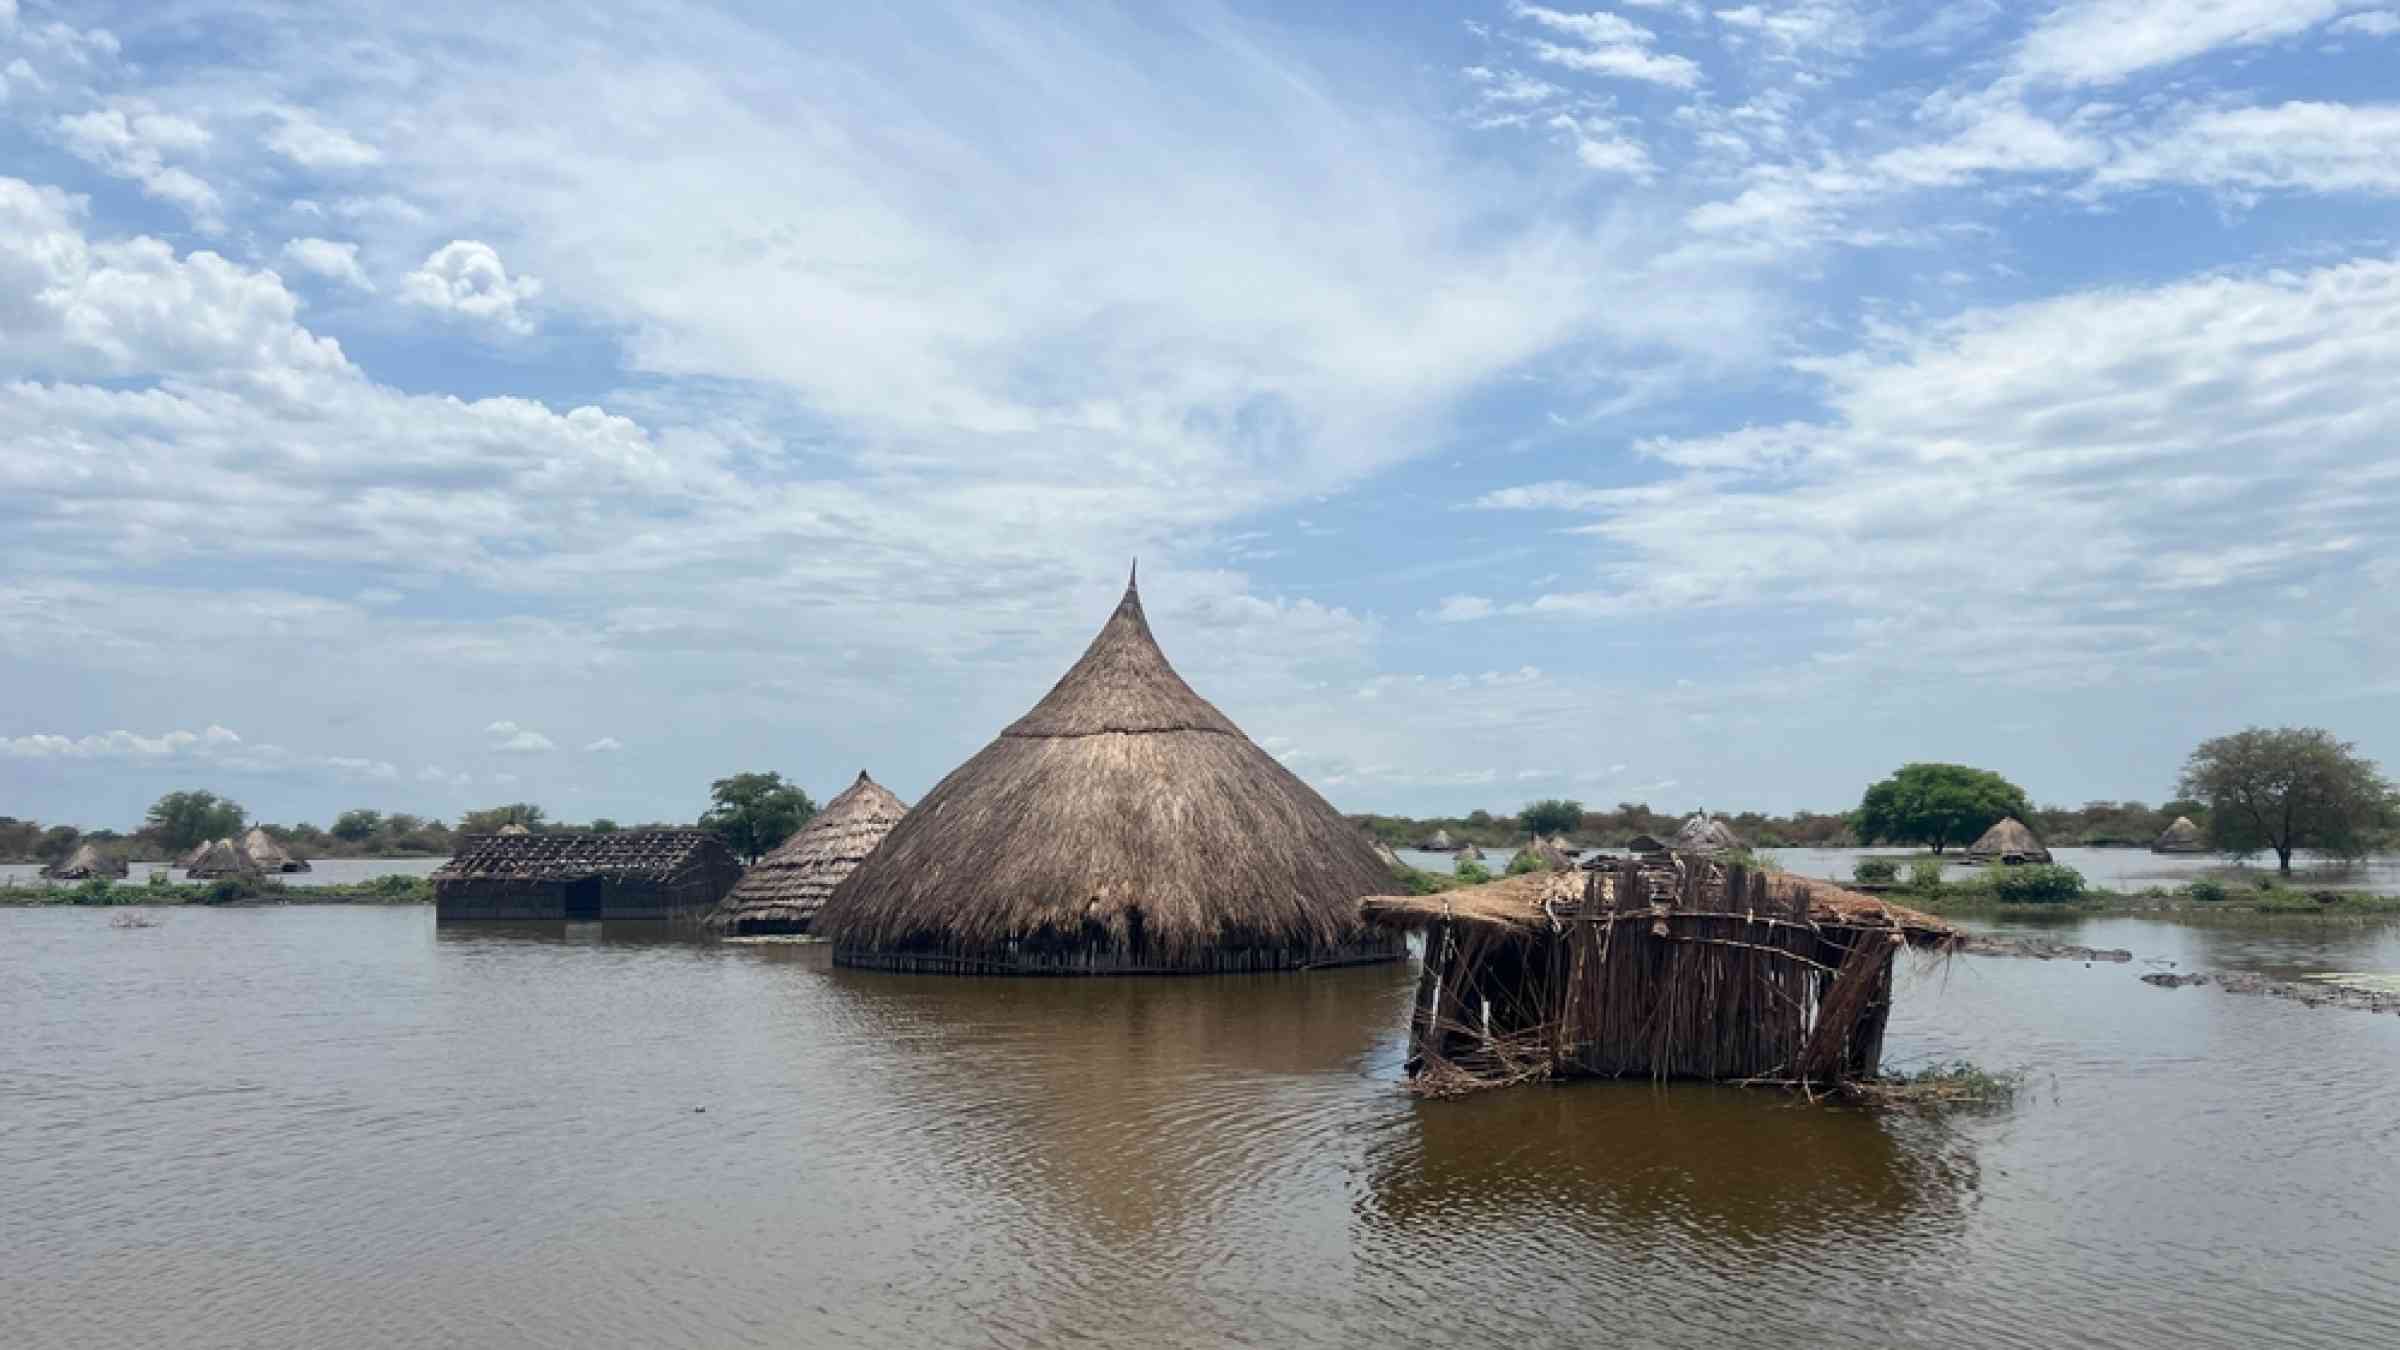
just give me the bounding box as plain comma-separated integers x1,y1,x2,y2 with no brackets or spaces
4,906,2398,1349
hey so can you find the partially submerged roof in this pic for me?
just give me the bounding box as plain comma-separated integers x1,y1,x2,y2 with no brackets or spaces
1672,813,1744,853
1509,838,1573,872
43,842,126,880
813,570,1395,970
1361,865,1957,950
1419,828,1454,851
434,829,733,883
705,771,908,932
2154,815,2205,852
1964,816,2051,863
186,838,257,878
242,826,309,872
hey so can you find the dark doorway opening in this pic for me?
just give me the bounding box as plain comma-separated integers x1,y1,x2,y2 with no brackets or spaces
563,876,603,920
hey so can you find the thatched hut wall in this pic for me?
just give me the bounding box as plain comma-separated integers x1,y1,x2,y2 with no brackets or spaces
2153,816,2206,853
815,573,1403,976
1964,816,2051,865
432,829,739,921
706,771,908,935
42,843,127,880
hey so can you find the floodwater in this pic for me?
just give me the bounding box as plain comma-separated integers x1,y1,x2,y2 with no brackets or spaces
0,856,449,890
5,907,2398,1350
1399,845,2400,892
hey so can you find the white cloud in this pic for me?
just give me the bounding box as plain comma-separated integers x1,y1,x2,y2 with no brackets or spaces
1511,2,1704,88
0,724,241,758
2015,0,2349,85
54,104,220,228
1422,595,1497,623
2095,101,2400,197
326,755,400,780
403,240,541,333
1548,114,1657,177
278,236,374,290
583,736,623,752
2330,11,2400,37
484,721,556,753
264,107,381,169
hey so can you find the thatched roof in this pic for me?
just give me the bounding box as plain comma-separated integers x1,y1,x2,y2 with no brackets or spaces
1546,833,1580,856
177,841,213,869
496,823,531,836
1624,832,1668,854
1454,842,1487,863
1964,816,2051,864
813,572,1398,973
433,829,731,883
1360,866,1957,950
705,771,908,933
2153,815,2205,853
1419,828,1455,851
242,827,309,873
1508,838,1573,872
1672,813,1744,853
186,838,258,878
1372,839,1406,870
43,842,127,880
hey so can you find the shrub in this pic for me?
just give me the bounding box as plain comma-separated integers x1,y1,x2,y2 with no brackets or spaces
2187,877,2227,903
1454,858,1492,885
1987,864,2086,905
1907,860,1946,893
1506,850,1546,876
1853,858,1899,885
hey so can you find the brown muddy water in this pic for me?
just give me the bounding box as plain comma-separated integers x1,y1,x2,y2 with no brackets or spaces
5,908,2397,1349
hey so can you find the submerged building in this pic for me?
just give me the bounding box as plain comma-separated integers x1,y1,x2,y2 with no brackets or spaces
1964,816,2051,865
242,827,311,873
2153,816,2206,854
705,771,908,935
42,843,127,880
432,829,740,921
813,569,1403,975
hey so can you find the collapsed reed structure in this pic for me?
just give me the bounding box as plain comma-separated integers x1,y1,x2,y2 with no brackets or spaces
705,771,908,935
814,569,1404,975
2153,815,2206,853
432,829,740,921
1361,855,1957,1096
1964,816,2050,865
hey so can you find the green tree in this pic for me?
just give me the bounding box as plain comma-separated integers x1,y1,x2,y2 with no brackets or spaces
35,824,81,863
1853,763,2032,854
1516,798,1584,838
330,809,384,843
588,818,620,834
143,790,246,852
699,772,816,864
2177,727,2395,875
460,803,547,834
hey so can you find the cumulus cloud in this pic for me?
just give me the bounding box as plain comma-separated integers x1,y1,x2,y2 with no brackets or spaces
54,104,220,228
1510,2,1703,88
403,240,541,333
263,106,381,169
278,236,374,290
485,721,557,753
2094,101,2400,197
2014,0,2351,85
1422,595,1497,623
583,736,623,752
0,725,241,758
2330,11,2400,37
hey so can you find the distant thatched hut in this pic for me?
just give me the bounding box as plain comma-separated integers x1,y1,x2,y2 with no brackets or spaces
1362,856,1958,1095
42,843,127,880
1419,828,1457,852
1372,839,1407,871
813,570,1404,975
2153,816,2206,854
1454,842,1487,864
1672,812,1744,855
242,827,310,873
1547,833,1581,858
1624,832,1668,855
432,829,739,921
185,838,258,879
496,823,531,836
1964,816,2050,865
177,841,213,869
705,771,908,935
1508,838,1572,873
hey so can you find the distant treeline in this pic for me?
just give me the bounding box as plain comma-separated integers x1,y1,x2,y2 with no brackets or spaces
1350,798,2214,851
0,803,671,866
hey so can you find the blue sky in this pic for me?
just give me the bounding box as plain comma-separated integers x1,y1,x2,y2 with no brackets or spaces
4,0,2396,830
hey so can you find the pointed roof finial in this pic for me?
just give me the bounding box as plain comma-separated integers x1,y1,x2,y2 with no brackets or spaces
1129,557,1138,590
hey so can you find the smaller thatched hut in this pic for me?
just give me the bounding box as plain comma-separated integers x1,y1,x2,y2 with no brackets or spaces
705,771,908,935
1508,838,1573,873
177,840,213,869
1454,842,1486,863
42,843,127,880
1419,828,1457,852
496,822,531,836
185,838,259,879
433,829,739,921
1623,832,1668,855
1964,816,2050,865
2153,816,2205,854
1546,833,1581,858
242,827,310,873
1672,812,1744,855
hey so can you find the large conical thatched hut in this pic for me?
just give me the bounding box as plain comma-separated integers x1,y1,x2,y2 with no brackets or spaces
1672,812,1744,855
185,838,259,879
241,827,310,873
42,843,127,880
2153,815,2205,853
706,771,909,935
1418,828,1456,852
814,571,1404,975
1964,816,2050,865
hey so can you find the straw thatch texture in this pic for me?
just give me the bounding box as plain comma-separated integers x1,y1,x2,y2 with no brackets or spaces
1546,833,1581,857
1624,832,1668,854
815,575,1403,975
496,823,531,835
1964,816,2050,864
1508,838,1573,872
433,829,740,921
1372,839,1406,870
1419,828,1456,852
42,843,127,880
1363,858,1957,1095
1672,813,1743,854
185,838,258,879
705,771,908,934
2153,815,2205,853
1454,842,1486,863
177,841,213,869
241,827,310,873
